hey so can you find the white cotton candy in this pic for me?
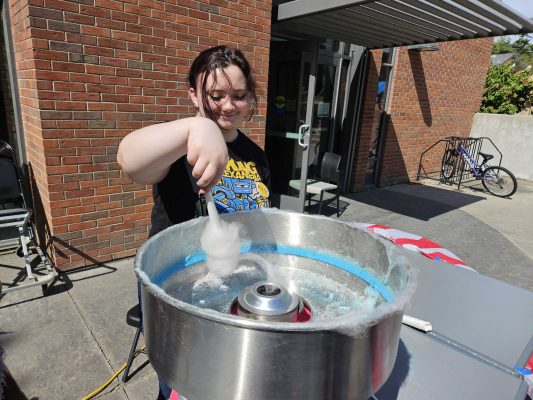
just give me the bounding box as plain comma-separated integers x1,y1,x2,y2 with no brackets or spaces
200,195,241,278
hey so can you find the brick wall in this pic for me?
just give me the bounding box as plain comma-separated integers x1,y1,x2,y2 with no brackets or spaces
381,38,493,186
8,0,272,269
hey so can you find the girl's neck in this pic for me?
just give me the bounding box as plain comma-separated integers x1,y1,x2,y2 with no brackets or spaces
222,129,238,143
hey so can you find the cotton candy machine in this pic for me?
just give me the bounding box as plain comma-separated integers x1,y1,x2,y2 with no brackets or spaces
135,209,415,400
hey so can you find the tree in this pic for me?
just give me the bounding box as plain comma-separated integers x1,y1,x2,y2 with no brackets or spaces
480,63,532,114
493,34,533,68
493,36,515,54
481,35,533,114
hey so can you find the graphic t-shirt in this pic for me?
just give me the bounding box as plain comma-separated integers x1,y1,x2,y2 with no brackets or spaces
150,130,270,237
212,155,270,213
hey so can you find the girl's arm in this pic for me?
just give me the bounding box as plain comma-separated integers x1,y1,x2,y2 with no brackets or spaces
117,117,228,191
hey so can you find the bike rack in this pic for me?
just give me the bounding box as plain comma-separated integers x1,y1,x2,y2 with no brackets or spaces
417,138,451,182
417,136,503,191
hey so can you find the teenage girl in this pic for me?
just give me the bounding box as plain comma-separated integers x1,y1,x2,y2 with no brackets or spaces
117,46,271,399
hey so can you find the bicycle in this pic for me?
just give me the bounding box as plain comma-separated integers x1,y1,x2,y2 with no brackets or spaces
441,141,517,198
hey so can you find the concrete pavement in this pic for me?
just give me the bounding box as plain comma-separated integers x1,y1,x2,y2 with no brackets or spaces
0,257,154,400
0,179,531,399
337,179,533,291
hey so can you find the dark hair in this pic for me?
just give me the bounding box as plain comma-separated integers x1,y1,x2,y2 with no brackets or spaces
188,46,258,122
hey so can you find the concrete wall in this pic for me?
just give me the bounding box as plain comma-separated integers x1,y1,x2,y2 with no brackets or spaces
470,113,533,181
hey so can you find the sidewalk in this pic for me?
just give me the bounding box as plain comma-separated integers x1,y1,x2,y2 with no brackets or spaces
0,256,152,400
1,180,532,399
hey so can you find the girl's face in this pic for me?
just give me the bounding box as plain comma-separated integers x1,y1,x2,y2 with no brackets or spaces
189,64,251,140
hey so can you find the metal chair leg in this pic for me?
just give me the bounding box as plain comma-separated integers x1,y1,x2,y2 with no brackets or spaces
123,326,142,383
318,191,324,215
336,192,340,217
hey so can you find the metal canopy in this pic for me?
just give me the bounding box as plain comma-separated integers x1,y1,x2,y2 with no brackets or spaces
274,0,533,49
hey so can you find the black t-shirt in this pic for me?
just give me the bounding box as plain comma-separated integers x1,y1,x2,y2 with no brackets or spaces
150,130,271,237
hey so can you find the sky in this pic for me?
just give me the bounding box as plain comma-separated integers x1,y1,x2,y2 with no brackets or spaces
499,0,532,41
501,0,532,18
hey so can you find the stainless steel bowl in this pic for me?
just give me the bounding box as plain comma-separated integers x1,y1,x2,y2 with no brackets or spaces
135,209,415,400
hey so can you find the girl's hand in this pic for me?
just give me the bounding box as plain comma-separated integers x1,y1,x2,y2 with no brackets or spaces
186,118,228,194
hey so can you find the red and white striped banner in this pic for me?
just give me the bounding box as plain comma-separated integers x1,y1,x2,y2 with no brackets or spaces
357,223,475,271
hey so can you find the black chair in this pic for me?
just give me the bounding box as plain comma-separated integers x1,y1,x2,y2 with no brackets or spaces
289,152,342,216
0,140,56,295
123,303,146,382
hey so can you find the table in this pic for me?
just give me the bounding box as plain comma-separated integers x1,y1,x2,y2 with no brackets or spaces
375,251,533,400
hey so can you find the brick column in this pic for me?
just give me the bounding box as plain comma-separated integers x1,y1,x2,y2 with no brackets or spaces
8,0,272,269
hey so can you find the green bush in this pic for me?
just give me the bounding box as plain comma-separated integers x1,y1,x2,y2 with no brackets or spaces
480,63,532,114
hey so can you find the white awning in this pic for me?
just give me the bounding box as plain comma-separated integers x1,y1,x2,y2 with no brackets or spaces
274,0,533,48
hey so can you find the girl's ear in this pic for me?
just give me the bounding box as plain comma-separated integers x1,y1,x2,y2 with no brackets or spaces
189,87,199,108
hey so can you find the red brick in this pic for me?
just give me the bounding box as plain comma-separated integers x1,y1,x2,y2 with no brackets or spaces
68,221,97,231
116,103,142,112
31,28,65,41
124,4,151,17
87,102,115,111
85,65,115,75
71,92,101,101
65,12,95,25
114,52,141,65
101,93,129,102
17,0,273,269
111,30,139,42
70,72,101,83
52,62,85,73
81,26,111,37
139,0,164,10
94,0,121,10
110,10,138,23
35,70,69,81
116,86,141,95
95,17,125,31
44,0,80,13
125,23,151,35
55,101,88,111
86,83,114,93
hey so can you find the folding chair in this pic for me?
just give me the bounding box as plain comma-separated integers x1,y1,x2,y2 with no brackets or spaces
289,152,343,216
0,139,56,295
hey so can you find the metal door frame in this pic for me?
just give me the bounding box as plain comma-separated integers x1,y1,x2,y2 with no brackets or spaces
277,39,319,212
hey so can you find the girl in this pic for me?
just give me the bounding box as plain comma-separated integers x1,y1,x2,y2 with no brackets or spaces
118,45,270,235
117,46,271,399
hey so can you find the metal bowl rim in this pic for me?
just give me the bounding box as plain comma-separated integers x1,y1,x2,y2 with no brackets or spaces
135,209,415,332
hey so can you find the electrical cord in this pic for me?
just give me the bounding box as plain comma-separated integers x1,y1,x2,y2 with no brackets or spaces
81,345,146,400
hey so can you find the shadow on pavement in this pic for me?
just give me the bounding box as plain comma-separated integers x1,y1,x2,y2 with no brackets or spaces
344,184,485,221
0,251,118,309
271,184,486,221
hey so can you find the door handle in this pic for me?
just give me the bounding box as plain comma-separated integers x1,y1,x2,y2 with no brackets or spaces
298,124,310,148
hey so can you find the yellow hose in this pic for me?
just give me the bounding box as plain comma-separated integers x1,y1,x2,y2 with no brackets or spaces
81,345,146,400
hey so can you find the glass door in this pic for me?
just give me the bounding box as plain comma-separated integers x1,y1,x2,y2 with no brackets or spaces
311,54,339,166
265,40,319,212
267,40,346,212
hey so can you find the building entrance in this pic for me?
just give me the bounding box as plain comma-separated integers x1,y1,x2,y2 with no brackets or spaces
265,39,355,212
